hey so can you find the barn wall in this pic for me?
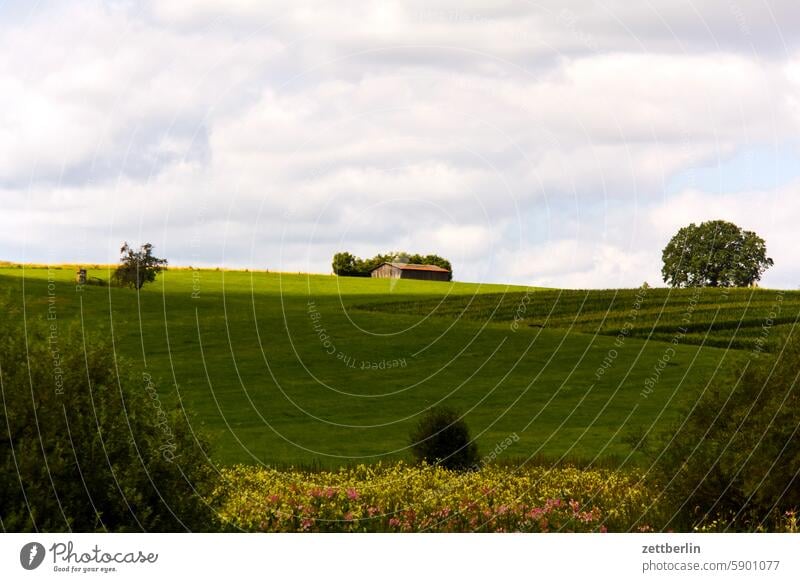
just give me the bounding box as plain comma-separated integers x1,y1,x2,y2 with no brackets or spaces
370,264,401,279
370,263,450,281
399,270,449,282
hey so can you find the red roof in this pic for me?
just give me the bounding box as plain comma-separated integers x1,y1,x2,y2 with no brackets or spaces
373,262,450,273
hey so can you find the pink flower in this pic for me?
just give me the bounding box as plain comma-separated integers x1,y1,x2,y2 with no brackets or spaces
388,517,401,527
347,488,360,500
578,511,595,523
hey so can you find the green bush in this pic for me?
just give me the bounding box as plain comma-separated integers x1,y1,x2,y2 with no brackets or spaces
657,328,800,531
409,407,479,470
0,301,217,532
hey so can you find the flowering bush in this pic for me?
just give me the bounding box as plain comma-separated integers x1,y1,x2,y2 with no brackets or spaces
211,463,665,532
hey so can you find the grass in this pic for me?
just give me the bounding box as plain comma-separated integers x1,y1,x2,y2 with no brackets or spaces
0,265,760,468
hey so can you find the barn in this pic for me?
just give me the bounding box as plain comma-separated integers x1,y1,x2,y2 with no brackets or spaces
370,262,451,282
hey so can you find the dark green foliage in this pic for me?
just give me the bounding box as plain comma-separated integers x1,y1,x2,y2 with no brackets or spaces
0,304,217,532
113,242,168,289
332,251,453,280
656,329,800,531
661,220,773,288
331,251,360,276
409,407,479,470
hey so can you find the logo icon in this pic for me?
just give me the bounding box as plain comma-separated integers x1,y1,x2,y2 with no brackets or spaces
20,542,46,570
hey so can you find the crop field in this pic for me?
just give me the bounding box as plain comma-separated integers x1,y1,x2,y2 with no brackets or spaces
0,266,779,469
359,287,800,351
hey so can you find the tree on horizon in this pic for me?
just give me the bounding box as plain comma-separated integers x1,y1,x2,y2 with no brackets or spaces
661,220,773,288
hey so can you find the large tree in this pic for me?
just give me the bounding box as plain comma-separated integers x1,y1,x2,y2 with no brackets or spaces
661,220,773,288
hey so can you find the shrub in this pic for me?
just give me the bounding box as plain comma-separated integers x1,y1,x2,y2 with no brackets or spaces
656,328,800,531
0,302,217,532
409,407,479,470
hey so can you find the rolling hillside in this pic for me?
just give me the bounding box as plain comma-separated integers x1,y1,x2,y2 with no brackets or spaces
0,266,770,468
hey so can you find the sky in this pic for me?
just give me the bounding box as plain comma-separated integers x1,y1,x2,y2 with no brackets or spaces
2,0,800,288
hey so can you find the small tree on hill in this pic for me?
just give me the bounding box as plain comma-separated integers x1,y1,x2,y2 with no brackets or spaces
332,251,359,276
661,220,773,287
114,242,168,289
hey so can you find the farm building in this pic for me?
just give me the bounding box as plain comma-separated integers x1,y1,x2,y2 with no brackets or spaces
370,262,451,282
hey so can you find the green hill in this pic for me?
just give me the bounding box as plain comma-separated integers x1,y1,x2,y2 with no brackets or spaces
3,266,790,468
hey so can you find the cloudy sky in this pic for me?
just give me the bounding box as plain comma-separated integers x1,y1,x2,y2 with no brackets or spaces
2,0,800,288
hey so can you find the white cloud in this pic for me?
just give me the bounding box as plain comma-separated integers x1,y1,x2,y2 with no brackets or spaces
500,239,657,289
1,0,800,288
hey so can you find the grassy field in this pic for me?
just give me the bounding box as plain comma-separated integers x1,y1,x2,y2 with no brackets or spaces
2,265,778,469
